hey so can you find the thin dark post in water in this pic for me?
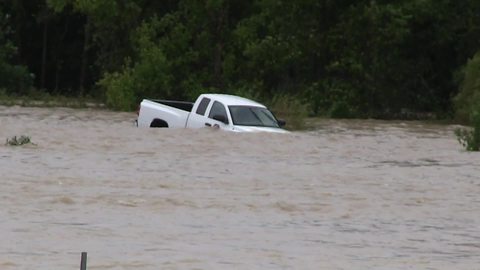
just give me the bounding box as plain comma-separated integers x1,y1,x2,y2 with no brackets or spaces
80,252,87,270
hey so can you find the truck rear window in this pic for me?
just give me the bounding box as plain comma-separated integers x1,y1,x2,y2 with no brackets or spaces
196,98,211,115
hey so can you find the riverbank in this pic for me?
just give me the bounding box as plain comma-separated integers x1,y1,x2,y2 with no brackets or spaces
0,92,105,109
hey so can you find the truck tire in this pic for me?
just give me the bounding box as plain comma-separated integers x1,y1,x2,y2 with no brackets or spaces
150,119,169,128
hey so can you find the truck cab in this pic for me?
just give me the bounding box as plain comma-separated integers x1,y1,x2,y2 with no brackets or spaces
186,94,286,133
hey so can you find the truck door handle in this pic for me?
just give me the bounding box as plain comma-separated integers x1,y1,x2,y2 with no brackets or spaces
205,123,211,127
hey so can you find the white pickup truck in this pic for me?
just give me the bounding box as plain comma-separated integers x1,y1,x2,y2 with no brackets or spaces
137,94,287,133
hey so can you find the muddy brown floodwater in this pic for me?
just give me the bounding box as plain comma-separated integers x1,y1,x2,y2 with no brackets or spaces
1,105,479,270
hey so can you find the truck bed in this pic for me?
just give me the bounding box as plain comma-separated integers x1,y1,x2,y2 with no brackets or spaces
137,99,192,128
150,100,194,112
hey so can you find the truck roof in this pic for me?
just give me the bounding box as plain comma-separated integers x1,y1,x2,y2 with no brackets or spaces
201,94,266,107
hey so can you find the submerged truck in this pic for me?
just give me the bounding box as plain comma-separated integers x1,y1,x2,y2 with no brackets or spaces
137,94,287,133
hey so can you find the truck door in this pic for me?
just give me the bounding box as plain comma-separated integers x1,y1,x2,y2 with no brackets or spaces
205,101,230,129
186,97,211,128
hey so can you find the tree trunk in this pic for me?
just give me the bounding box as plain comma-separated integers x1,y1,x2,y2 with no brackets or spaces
213,42,223,89
79,16,91,95
40,19,48,89
213,4,227,89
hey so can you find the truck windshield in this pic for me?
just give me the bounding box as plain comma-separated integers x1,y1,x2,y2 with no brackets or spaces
228,106,280,128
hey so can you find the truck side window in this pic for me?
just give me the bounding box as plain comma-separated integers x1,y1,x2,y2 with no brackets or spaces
208,101,228,123
196,98,211,115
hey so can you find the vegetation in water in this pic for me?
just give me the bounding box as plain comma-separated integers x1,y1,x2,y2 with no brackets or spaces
454,51,480,151
6,135,35,146
268,94,309,130
455,129,479,152
454,109,480,151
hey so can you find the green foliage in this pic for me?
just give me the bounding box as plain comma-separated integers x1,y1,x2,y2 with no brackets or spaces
306,80,358,118
231,1,312,98
4,0,480,116
328,101,354,119
0,7,33,94
454,50,480,151
268,94,309,130
99,18,174,110
0,63,33,95
455,110,480,151
6,135,34,146
47,0,124,20
230,84,261,102
454,52,480,123
99,67,135,111
322,2,413,116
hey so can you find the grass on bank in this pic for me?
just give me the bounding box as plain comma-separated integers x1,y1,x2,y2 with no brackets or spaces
0,88,105,108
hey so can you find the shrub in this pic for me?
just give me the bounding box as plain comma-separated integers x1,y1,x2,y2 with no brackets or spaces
454,52,480,123
131,45,172,100
328,101,354,119
99,47,172,111
268,94,309,130
99,20,173,111
306,80,359,118
6,135,34,146
0,59,33,95
100,68,136,111
231,84,262,101
455,109,480,151
454,51,480,151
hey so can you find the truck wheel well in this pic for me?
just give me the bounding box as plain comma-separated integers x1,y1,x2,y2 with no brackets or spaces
150,119,169,128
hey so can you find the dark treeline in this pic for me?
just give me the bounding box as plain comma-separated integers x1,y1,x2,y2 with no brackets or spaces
1,0,480,117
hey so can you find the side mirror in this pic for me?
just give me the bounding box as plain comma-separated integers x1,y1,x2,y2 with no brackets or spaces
212,114,228,124
277,119,286,127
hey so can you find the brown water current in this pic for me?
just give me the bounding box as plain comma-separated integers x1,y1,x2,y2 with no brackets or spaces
1,105,479,269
